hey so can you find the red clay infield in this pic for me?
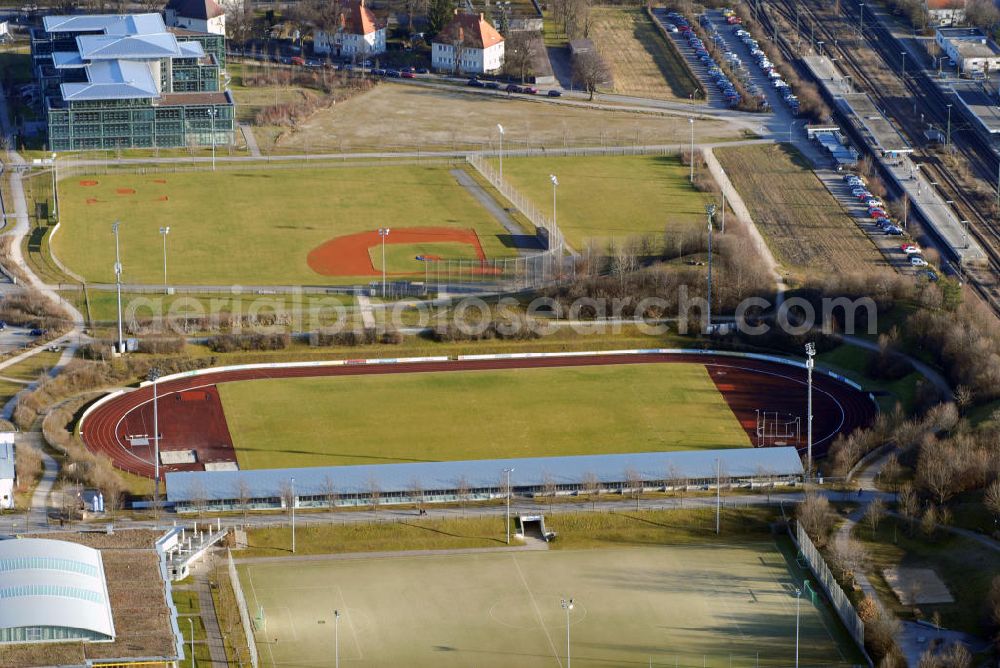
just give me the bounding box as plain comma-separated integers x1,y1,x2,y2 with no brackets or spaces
80,354,876,479
307,226,486,277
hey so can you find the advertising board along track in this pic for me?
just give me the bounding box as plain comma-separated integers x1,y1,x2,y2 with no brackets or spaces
78,349,878,479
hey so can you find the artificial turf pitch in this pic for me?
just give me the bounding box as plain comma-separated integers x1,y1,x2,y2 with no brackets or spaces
217,363,752,470
239,543,859,668
53,165,515,285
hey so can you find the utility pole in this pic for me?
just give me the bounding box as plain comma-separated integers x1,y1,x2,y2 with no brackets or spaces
50,153,58,220
503,467,515,544
148,367,161,519
112,221,124,354
858,1,865,37
497,123,505,181
378,228,390,298
290,477,296,553
706,204,716,332
805,343,816,480
715,457,721,535
334,610,340,668
159,226,170,294
946,103,953,146
689,118,695,183
208,108,218,171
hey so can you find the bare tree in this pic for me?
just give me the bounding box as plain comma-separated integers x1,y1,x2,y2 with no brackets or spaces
188,479,208,518
880,452,901,491
320,475,338,521
864,497,887,537
541,472,557,510
279,481,294,521
918,442,958,505
797,493,835,547
898,484,919,535
408,476,425,514
920,503,939,538
624,467,643,510
830,535,868,586
582,471,600,510
504,32,538,82
234,478,252,524
455,474,471,514
572,50,606,100
367,475,381,514
966,0,1000,30
227,0,256,48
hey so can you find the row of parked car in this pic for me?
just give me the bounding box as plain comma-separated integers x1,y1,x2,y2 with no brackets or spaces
733,25,798,114
466,78,562,96
666,11,742,106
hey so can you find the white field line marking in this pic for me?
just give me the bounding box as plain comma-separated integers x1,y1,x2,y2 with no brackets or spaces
246,567,276,668
279,606,298,642
511,553,563,667
336,585,365,661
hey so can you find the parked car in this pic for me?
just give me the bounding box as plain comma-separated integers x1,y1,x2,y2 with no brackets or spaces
372,68,387,76
523,86,538,94
416,67,429,74
910,256,929,267
29,328,45,336
468,78,485,87
901,244,921,254
401,71,416,78
923,269,939,282
386,69,401,77
505,83,523,93
664,22,679,32
547,89,562,97
484,81,500,89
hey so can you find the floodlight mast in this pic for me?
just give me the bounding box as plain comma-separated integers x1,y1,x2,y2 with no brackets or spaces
503,467,514,544
148,367,161,517
112,222,124,354
706,204,717,332
805,342,816,480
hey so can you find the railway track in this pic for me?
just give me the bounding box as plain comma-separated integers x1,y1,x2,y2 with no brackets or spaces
749,0,1000,313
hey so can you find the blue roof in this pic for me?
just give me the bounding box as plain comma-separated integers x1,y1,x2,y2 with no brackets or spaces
43,13,166,35
61,59,160,101
77,33,191,60
166,447,804,501
0,437,13,481
52,51,86,68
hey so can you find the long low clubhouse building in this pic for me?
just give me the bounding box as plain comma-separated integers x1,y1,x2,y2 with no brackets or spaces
31,13,234,151
166,447,805,512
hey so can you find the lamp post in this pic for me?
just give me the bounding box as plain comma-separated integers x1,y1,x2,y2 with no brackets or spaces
900,51,907,77
561,598,574,668
688,118,695,183
378,227,390,298
290,476,296,553
189,617,195,668
159,226,170,294
549,174,558,229
946,103,953,145
112,222,124,354
795,586,802,668
50,152,58,220
706,203,716,332
334,610,340,668
148,367,161,516
715,456,721,535
858,1,865,36
207,108,218,171
805,343,816,480
961,220,970,248
497,123,505,181
503,467,514,544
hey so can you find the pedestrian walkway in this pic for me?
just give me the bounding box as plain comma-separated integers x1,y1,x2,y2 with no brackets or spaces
191,557,228,668
239,124,261,158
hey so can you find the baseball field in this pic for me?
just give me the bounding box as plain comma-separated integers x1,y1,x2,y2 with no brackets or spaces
53,164,520,285
497,154,716,249
238,542,860,667
217,363,751,470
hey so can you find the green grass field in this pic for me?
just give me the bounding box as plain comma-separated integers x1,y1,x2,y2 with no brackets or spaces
238,542,859,667
497,155,715,249
54,165,516,285
218,363,751,470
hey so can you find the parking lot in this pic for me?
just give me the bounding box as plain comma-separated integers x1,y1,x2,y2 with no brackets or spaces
651,8,725,107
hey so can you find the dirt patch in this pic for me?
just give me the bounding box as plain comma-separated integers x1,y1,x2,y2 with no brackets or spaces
79,180,99,186
116,188,136,195
884,566,954,605
307,226,486,277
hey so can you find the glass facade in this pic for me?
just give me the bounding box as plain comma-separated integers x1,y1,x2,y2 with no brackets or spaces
0,556,98,577
0,624,109,644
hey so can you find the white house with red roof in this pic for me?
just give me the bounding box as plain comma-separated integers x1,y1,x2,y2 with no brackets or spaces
314,0,386,57
432,10,505,74
164,0,226,35
924,0,966,27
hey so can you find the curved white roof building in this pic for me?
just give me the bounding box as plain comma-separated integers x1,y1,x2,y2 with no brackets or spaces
0,538,115,644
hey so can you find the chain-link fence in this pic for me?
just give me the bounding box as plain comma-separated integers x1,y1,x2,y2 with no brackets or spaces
793,522,872,666
227,548,259,668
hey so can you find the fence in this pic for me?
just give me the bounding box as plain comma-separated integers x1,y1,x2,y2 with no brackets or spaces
227,547,259,668
792,521,873,667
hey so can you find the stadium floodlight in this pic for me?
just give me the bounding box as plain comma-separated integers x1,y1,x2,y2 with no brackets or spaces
112,222,124,355
805,343,816,480
378,228,390,299
497,124,505,181
794,587,802,668
290,477,296,554
334,610,340,668
159,226,170,294
189,617,195,668
503,467,515,544
550,174,558,230
148,367,162,518
561,598,574,668
706,204,716,332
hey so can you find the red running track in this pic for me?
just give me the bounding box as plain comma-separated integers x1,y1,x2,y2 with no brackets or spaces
79,354,877,480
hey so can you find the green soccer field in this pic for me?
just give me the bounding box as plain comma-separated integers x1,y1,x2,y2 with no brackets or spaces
238,543,860,668
217,363,751,470
497,155,716,249
53,164,517,285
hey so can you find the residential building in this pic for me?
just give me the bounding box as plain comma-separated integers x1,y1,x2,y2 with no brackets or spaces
0,434,13,511
164,0,225,36
935,27,1000,74
313,0,386,57
432,11,504,75
925,0,966,27
31,13,235,151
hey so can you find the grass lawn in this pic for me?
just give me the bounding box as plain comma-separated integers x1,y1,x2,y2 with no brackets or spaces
816,344,921,413
590,7,701,101
715,144,887,272
854,516,1000,636
498,155,715,249
54,164,517,285
368,241,482,273
219,362,750,470
237,529,860,667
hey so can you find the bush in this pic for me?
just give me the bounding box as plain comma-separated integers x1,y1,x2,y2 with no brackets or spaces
206,332,290,352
